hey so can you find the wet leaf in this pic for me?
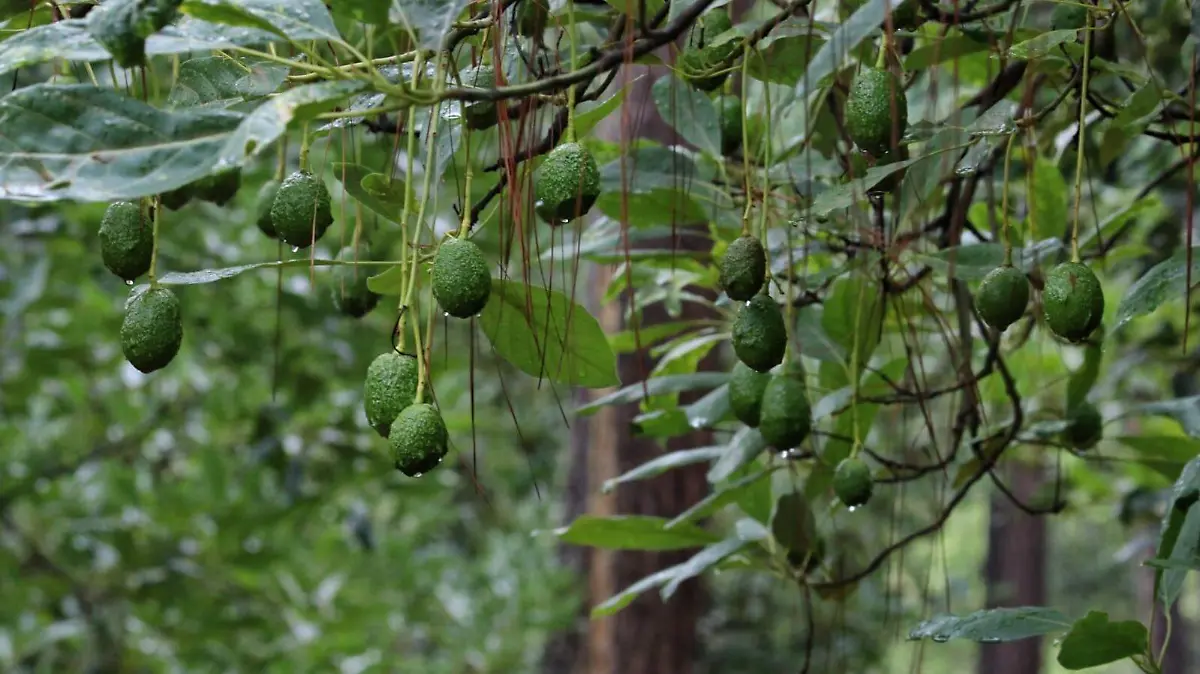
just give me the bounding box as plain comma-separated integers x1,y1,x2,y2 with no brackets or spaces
909,607,1072,643
1006,29,1078,60
389,0,473,50
1056,611,1148,670
576,372,727,415
167,56,290,108
1116,249,1200,328
652,75,720,157
601,446,726,493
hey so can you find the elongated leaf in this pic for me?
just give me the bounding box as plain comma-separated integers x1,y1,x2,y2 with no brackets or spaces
707,426,767,483
652,75,720,157
821,276,883,388
390,0,473,50
1056,611,1148,670
1154,457,1200,607
1006,29,1078,59
919,238,1063,281
660,535,754,600
555,515,720,550
366,265,405,296
576,373,727,415
134,258,351,290
602,446,726,493
1116,249,1200,328
1132,396,1200,437
1027,158,1067,236
168,56,290,108
480,279,620,388
909,607,1072,643
220,80,364,162
667,469,773,529
811,155,923,216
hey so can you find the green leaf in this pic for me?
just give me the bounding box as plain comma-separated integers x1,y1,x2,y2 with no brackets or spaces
554,515,720,551
1006,29,1078,59
905,35,988,70
1154,457,1200,608
1132,396,1200,438
594,187,709,228
181,0,288,39
660,533,755,600
182,0,338,39
909,607,1072,642
685,383,730,429
389,0,473,50
919,238,1063,281
1116,249,1200,329
667,469,773,529
652,75,720,157
167,56,290,108
592,565,680,617
1113,83,1163,130
136,258,346,288
480,279,620,389
1027,158,1067,236
365,265,405,296
795,0,898,98
810,155,924,216
745,27,822,85
575,85,628,138
331,162,404,224
0,84,243,202
576,373,726,415
219,81,365,161
1056,611,1148,670
1079,195,1162,252
708,426,767,483
821,276,884,386
601,446,725,493
897,107,975,224
1066,340,1102,411
603,0,666,21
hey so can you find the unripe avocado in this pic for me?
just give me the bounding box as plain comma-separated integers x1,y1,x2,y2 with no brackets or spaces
687,8,733,49
254,179,281,238
731,294,787,372
758,368,812,450
460,65,499,131
390,403,449,477
1051,2,1088,31
845,67,908,157
120,286,183,373
432,237,492,318
331,246,381,318
193,168,241,206
771,493,824,572
720,235,767,301
535,142,601,224
718,96,743,155
363,351,420,438
161,185,193,211
1043,261,1104,342
271,170,334,249
833,457,873,507
728,361,771,427
1063,401,1103,450
99,200,153,281
678,46,730,92
976,265,1030,332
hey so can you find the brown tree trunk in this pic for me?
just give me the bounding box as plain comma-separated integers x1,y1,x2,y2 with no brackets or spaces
977,465,1047,674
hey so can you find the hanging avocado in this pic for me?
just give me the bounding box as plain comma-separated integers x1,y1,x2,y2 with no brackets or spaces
431,236,493,318
1043,261,1104,342
363,351,420,438
731,293,787,373
270,170,334,249
99,200,153,282
976,265,1030,332
120,286,183,373
719,235,767,302
331,245,381,318
758,365,812,451
728,361,771,427
534,142,601,225
833,457,873,507
390,403,450,477
845,67,908,157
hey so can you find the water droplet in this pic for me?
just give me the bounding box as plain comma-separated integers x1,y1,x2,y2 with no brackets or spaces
443,312,450,317
931,635,950,643
534,200,545,208
847,505,858,513
559,218,571,225
954,165,978,177
125,279,134,286
979,637,1001,644
689,417,707,429
413,472,423,478
291,246,300,253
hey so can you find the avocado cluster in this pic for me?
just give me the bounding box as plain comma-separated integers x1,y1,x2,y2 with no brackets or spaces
120,286,183,373
720,235,767,301
845,67,908,157
679,9,739,91
99,200,154,282
270,170,334,249
833,457,873,508
535,142,601,224
1042,261,1104,342
758,362,812,451
976,265,1030,332
432,236,492,318
731,293,786,372
160,168,243,211
331,245,381,318
362,352,453,477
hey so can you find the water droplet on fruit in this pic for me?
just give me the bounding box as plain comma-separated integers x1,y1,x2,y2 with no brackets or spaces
291,246,300,253
125,279,134,286
443,312,450,317
847,505,858,513
413,472,423,478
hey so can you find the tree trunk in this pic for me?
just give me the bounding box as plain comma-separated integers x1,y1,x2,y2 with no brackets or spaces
977,466,1047,674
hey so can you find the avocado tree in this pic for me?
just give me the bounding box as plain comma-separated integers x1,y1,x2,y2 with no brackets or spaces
4,0,1200,671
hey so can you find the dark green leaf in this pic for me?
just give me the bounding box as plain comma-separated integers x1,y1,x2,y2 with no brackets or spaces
746,28,822,85
219,81,365,162
1116,249,1200,328
601,446,725,493
909,607,1072,642
1056,611,1148,670
1006,29,1078,59
554,515,720,550
480,279,620,389
811,155,924,216
1027,158,1067,236
331,162,404,224
920,238,1062,281
594,187,709,228
652,75,720,157
167,56,289,108
1132,396,1200,437
905,36,988,70
389,0,473,50
137,258,347,288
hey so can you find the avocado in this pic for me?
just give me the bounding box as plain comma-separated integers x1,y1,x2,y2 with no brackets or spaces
254,179,281,238
833,457,873,507
120,286,183,373
728,360,771,427
516,0,548,38
731,294,787,372
1063,401,1103,450
1043,261,1104,342
390,403,449,477
270,170,334,249
460,64,499,131
432,236,492,318
193,168,241,206
363,350,420,438
891,0,923,30
534,142,601,224
161,185,193,211
718,96,743,155
99,200,153,281
758,367,812,450
678,45,733,92
720,235,767,301
687,8,734,50
1051,2,1088,31
770,492,824,572
845,66,908,157
976,265,1030,332
331,246,381,318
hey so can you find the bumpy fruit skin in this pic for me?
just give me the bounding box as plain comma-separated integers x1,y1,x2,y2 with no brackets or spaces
535,142,601,224
120,287,183,373
460,65,499,131
193,168,241,206
1043,261,1104,342
390,403,449,477
833,457,873,507
364,351,420,438
1051,2,1088,31
1063,402,1103,450
976,265,1030,332
432,237,492,318
718,97,743,155
254,179,281,238
271,170,334,249
720,235,767,301
845,67,908,157
99,200,153,281
758,369,812,450
728,361,771,427
331,246,381,318
731,294,787,373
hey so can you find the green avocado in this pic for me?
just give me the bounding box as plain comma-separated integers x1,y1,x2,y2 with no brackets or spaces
120,286,183,373
845,67,908,157
99,200,153,281
731,294,787,373
460,64,499,131
516,0,548,38
161,185,193,211
534,142,601,225
331,246,381,319
270,170,334,249
390,403,450,477
687,8,733,50
678,45,733,92
770,492,824,572
364,350,420,438
720,235,767,301
1063,401,1103,450
254,179,281,238
1043,261,1104,342
833,457,873,508
976,265,1030,332
758,367,812,450
432,236,492,318
718,96,743,155
1051,2,1088,31
193,168,241,206
728,360,771,427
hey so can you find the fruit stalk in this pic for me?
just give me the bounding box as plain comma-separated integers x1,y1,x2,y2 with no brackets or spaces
1070,8,1093,264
